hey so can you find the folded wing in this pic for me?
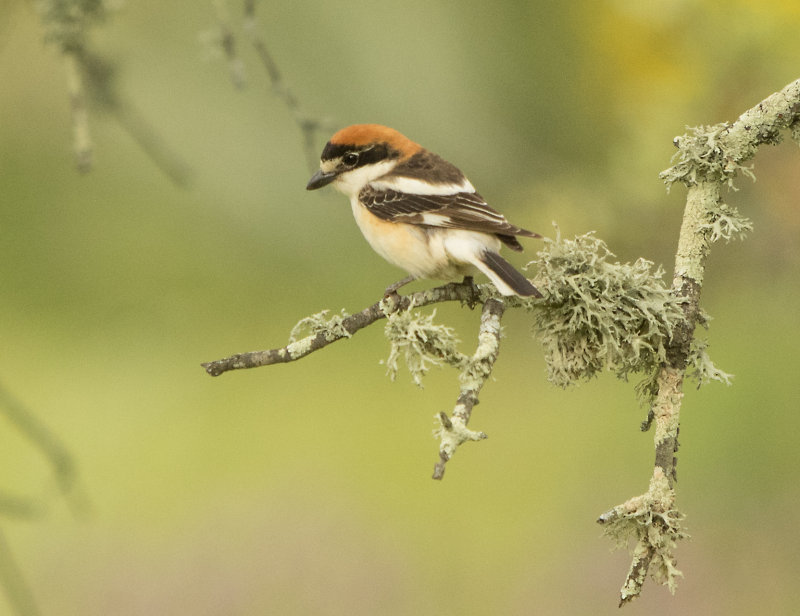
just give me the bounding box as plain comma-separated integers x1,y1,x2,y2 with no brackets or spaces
359,186,540,252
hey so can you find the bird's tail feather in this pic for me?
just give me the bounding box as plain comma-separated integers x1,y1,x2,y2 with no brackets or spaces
475,251,542,297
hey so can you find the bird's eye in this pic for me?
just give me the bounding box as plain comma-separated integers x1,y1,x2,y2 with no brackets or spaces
342,152,359,166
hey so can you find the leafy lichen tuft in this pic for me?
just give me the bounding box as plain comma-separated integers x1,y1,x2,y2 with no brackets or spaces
529,231,685,399
792,119,800,148
687,338,733,387
700,202,753,243
288,309,351,343
599,469,688,599
383,309,466,387
659,123,758,189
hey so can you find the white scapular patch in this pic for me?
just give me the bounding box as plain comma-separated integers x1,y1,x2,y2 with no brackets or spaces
371,175,475,195
419,212,453,226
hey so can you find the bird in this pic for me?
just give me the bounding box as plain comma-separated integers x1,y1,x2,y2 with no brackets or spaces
306,124,542,298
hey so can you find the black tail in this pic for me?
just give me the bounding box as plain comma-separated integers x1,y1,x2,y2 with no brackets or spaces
480,251,542,298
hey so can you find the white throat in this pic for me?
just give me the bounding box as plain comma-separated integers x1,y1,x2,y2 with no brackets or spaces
331,160,397,199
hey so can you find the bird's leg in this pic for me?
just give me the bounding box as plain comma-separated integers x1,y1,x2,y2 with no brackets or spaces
384,275,416,297
460,275,480,308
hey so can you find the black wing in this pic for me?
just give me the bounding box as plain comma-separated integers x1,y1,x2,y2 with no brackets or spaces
359,186,540,251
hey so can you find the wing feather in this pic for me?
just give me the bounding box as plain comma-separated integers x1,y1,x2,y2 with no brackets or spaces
359,186,540,243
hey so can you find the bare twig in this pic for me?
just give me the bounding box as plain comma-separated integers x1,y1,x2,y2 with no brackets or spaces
0,381,77,506
64,49,92,172
243,1,336,170
212,0,246,88
208,0,336,170
0,380,86,615
0,381,88,517
0,527,41,616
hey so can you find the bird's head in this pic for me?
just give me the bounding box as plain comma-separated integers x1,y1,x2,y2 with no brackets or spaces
306,124,421,198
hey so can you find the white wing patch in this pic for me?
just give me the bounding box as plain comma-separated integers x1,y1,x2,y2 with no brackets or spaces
419,212,453,226
371,175,475,195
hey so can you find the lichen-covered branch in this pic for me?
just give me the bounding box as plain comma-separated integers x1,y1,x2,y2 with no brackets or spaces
432,298,505,480
597,467,688,607
600,77,800,606
530,229,686,400
201,280,490,377
203,281,515,479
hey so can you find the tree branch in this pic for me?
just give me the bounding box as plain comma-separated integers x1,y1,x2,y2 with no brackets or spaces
432,298,505,479
599,77,800,606
202,282,528,478
202,280,498,376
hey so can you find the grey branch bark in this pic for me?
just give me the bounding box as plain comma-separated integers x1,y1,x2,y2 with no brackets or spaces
202,280,489,376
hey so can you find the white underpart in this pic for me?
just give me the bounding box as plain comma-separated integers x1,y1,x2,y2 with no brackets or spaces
349,197,516,295
329,160,517,295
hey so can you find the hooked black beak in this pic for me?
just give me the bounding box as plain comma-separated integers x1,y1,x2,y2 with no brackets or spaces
306,169,337,190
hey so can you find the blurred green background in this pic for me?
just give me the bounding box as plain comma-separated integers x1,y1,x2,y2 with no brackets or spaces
2,1,799,614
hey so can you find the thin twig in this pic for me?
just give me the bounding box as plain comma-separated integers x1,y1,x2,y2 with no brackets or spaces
213,0,246,87
0,381,88,518
0,382,76,504
240,0,336,170
64,49,92,172
0,527,41,616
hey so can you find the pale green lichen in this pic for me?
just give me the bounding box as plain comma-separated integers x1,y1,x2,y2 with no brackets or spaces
433,411,487,459
660,123,760,189
383,309,466,387
699,202,753,243
288,309,351,343
600,469,688,599
686,338,733,387
458,310,503,390
529,231,685,401
791,120,800,147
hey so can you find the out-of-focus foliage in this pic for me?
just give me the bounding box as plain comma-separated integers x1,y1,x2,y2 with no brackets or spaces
1,1,799,614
